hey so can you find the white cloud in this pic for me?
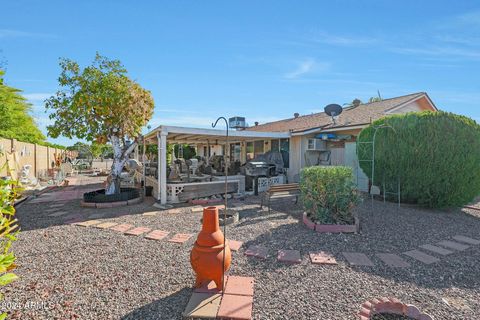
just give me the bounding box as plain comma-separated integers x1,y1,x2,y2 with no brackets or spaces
33,116,53,127
389,46,480,60
23,93,53,103
436,35,480,47
309,31,378,46
0,29,57,39
457,11,480,26
284,58,329,79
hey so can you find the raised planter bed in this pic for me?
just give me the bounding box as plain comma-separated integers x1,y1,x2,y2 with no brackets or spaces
81,188,141,208
302,212,359,234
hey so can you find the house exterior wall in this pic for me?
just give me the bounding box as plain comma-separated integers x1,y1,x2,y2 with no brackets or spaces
286,128,366,187
288,135,303,182
389,100,424,114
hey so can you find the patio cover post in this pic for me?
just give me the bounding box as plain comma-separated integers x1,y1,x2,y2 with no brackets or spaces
159,130,168,204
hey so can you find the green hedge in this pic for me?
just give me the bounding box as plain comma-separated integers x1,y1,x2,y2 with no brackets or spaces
357,111,480,208
300,166,360,224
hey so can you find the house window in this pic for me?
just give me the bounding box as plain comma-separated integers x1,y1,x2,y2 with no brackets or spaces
254,140,264,158
246,142,254,160
271,139,280,152
230,143,241,162
280,138,290,168
269,138,290,168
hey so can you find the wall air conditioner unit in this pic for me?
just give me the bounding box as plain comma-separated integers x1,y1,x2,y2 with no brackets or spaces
306,138,326,151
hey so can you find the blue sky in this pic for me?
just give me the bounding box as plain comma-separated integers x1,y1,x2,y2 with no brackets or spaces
1,0,479,146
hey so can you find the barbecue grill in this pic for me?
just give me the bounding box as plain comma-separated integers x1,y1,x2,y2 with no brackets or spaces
244,161,270,177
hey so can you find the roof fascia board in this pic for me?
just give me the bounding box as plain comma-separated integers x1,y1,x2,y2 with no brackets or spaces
144,125,290,140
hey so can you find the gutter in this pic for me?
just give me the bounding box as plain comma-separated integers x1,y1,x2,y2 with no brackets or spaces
291,123,370,136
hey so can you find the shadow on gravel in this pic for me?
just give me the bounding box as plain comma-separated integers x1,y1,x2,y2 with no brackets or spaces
16,190,158,232
235,198,302,228
121,287,191,320
242,200,480,291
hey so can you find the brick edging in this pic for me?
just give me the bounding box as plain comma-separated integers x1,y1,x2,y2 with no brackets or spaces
358,297,433,320
81,197,142,208
302,212,359,233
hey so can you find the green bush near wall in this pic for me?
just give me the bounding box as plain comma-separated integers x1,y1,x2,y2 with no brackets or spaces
300,166,361,224
357,111,480,208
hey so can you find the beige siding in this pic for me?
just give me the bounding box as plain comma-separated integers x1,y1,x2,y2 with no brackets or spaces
329,148,345,165
288,136,303,182
390,101,422,114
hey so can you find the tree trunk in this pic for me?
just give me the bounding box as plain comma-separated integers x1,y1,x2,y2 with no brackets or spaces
105,135,137,195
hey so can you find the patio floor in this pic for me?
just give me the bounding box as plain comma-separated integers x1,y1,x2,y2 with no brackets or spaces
6,175,480,319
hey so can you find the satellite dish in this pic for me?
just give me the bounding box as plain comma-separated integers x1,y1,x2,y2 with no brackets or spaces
324,104,343,117
324,104,343,125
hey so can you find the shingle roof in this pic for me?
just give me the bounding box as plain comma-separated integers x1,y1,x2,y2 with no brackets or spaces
245,92,431,133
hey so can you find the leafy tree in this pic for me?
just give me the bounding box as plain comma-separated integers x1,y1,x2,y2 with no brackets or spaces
46,53,154,194
0,70,46,143
67,142,93,159
90,142,113,159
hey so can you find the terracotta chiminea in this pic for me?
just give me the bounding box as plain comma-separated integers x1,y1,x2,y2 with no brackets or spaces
190,206,231,290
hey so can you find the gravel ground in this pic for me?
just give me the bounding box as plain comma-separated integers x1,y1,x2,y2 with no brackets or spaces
4,177,480,319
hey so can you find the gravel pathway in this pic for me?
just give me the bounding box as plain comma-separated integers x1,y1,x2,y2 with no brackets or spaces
4,177,480,319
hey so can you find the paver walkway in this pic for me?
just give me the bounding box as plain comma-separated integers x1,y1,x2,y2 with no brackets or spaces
419,244,453,256
453,235,480,245
245,245,268,259
438,240,470,251
309,252,337,265
110,224,134,232
376,253,410,268
277,250,302,264
168,233,193,243
125,227,151,236
403,250,440,264
145,230,170,240
184,276,255,319
342,252,375,266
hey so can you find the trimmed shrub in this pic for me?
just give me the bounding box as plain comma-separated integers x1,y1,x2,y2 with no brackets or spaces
300,166,361,224
357,111,480,208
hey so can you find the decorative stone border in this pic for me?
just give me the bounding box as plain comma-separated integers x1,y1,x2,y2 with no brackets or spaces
80,197,142,208
302,212,359,233
358,297,433,320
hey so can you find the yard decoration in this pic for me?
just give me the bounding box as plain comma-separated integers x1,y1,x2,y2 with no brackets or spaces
190,206,231,290
358,111,480,208
45,53,154,195
300,166,361,226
